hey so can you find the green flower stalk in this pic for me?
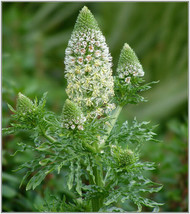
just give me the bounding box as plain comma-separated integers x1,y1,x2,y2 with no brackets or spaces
64,6,115,119
61,99,86,130
116,43,144,84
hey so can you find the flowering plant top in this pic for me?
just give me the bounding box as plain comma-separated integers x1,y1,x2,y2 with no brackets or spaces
64,6,115,119
4,6,162,212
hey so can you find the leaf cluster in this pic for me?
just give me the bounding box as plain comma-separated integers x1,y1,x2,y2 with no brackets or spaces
114,76,159,106
96,119,163,211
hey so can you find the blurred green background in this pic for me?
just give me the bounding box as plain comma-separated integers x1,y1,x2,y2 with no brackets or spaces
2,2,188,212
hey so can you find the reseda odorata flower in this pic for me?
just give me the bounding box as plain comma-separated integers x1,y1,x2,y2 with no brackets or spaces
64,6,115,118
117,43,144,84
6,6,163,212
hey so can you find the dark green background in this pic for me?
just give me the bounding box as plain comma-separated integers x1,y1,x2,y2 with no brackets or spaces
2,2,188,212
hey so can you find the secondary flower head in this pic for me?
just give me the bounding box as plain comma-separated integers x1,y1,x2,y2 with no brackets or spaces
111,145,136,167
16,93,34,113
119,149,136,167
116,43,144,83
64,6,115,118
61,99,86,130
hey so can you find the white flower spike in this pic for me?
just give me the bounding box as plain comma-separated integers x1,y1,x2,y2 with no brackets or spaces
64,6,115,118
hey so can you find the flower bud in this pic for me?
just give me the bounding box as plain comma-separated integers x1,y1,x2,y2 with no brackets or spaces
112,145,136,167
119,149,136,167
61,99,86,130
116,43,144,83
73,6,100,32
64,6,115,118
16,93,34,113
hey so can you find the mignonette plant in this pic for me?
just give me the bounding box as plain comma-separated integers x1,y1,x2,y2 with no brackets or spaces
4,6,163,212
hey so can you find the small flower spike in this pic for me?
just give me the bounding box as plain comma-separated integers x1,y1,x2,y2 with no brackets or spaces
61,99,86,130
64,6,115,118
116,43,144,83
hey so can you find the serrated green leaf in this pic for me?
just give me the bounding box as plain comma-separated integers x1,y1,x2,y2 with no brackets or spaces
86,157,95,183
139,185,163,193
67,161,74,190
26,171,47,191
57,160,67,174
45,166,56,175
39,158,50,166
39,92,48,106
36,142,50,151
140,197,164,208
7,103,16,113
75,162,82,196
19,171,31,188
104,191,121,206
10,142,26,156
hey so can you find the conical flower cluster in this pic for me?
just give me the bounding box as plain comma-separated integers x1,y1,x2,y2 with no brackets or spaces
64,6,115,118
116,43,144,84
61,99,86,130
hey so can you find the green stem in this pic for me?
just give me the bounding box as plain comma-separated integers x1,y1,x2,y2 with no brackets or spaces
92,155,104,211
91,166,103,211
91,105,123,212
40,126,56,143
82,141,97,154
103,105,123,143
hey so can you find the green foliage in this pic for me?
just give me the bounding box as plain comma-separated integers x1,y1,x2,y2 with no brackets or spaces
3,92,48,134
5,91,162,212
37,193,91,212
114,76,158,106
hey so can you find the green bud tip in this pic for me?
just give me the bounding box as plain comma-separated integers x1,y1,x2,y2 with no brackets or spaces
117,43,144,80
61,99,86,130
119,43,141,67
120,149,136,166
112,146,136,167
74,6,99,31
16,92,33,112
62,99,82,118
